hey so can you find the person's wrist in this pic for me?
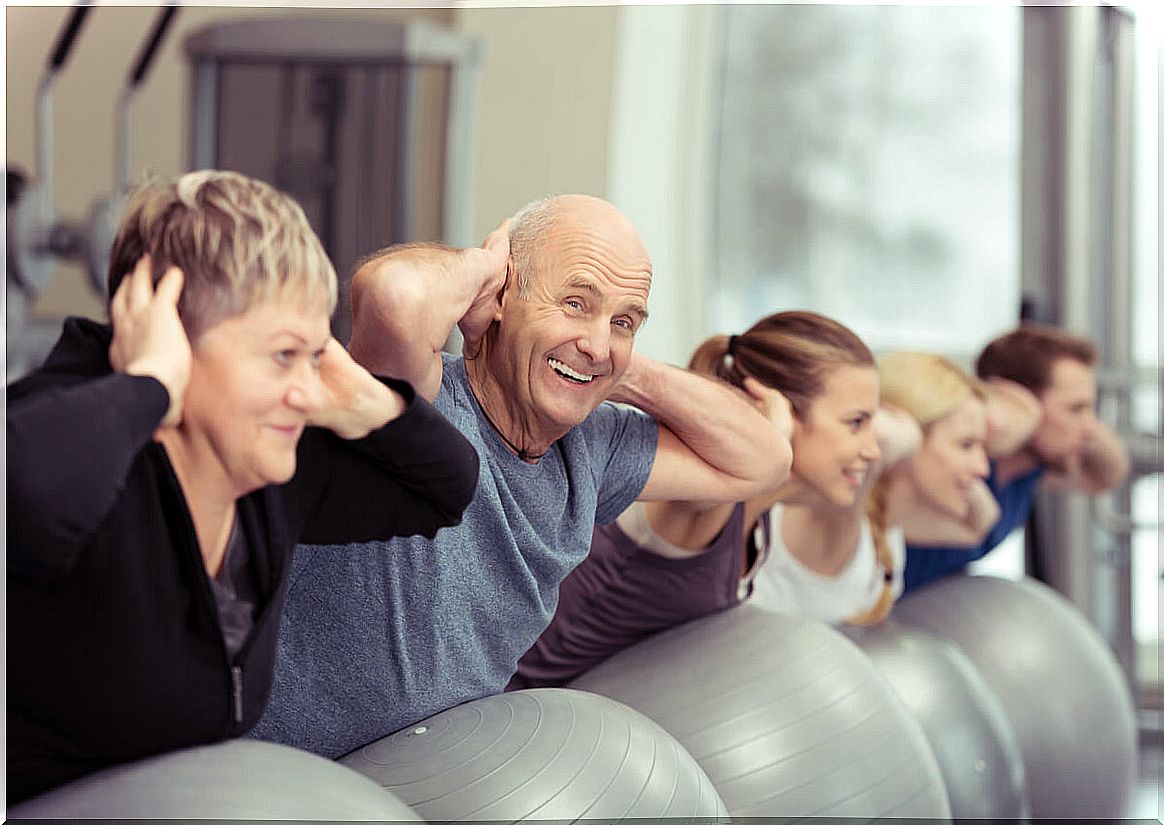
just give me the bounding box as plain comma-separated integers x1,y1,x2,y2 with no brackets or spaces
463,246,501,294
349,377,405,438
122,359,182,426
124,357,172,391
607,354,652,406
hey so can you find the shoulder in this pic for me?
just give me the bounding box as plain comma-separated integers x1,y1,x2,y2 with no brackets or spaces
571,401,658,453
437,353,467,395
8,317,113,399
762,501,785,529
434,354,473,419
560,404,657,524
1001,464,1045,500
990,456,1044,495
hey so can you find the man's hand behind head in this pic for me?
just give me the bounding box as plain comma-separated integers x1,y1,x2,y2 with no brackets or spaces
458,218,512,359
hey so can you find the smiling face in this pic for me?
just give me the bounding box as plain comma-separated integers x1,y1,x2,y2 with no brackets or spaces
489,197,652,440
907,394,991,520
785,364,882,508
1029,358,1100,471
178,287,332,498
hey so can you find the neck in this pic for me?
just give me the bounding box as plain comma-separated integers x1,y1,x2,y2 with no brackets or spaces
780,502,863,575
465,350,554,463
766,473,824,508
156,429,239,576
881,471,916,527
993,450,1032,487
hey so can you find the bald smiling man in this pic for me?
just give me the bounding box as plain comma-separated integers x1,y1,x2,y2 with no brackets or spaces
250,194,794,757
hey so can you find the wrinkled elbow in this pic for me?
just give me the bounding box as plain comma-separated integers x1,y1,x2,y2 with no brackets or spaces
738,431,793,500
354,263,422,331
350,261,427,371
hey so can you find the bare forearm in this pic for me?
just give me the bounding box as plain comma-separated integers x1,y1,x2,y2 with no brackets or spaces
1079,423,1131,491
616,354,792,500
984,378,1042,458
964,478,1002,537
349,244,489,397
901,481,1000,547
328,376,408,440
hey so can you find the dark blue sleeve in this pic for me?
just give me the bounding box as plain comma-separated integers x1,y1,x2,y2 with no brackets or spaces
903,465,1043,592
902,546,988,592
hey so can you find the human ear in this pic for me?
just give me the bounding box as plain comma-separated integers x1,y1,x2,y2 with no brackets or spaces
494,257,515,321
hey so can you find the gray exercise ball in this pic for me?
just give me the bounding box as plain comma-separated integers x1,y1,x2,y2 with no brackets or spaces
6,739,421,820
844,618,1030,819
341,687,728,822
570,603,951,820
893,574,1137,818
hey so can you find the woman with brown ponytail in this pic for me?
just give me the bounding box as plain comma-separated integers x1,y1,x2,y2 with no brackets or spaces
511,310,910,689
750,351,998,624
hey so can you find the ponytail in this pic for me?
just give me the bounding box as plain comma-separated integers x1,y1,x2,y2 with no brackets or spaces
842,476,897,626
688,334,744,386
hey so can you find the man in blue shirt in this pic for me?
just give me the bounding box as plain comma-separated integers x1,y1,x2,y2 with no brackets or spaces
904,324,1130,591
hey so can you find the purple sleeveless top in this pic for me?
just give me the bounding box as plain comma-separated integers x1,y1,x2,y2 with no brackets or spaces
509,502,751,689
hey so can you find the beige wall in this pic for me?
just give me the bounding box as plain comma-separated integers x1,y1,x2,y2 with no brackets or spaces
6,5,621,322
6,5,454,319
7,2,636,362
457,5,619,241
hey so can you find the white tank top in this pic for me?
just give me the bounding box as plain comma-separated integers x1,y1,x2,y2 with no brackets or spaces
748,502,904,624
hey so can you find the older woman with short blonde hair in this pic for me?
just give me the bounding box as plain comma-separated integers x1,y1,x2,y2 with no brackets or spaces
7,170,479,804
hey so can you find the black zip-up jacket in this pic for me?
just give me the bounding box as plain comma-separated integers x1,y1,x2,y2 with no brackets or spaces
6,318,480,805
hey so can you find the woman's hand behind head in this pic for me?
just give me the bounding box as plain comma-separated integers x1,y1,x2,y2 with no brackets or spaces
308,339,407,440
108,257,191,429
742,376,794,441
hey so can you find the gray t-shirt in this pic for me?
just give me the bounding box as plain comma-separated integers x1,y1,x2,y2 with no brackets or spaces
250,354,657,758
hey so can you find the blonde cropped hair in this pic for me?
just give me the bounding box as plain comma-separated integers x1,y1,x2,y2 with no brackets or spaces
107,170,337,341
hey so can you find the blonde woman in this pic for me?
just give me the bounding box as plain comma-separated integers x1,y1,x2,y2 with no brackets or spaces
903,325,1129,591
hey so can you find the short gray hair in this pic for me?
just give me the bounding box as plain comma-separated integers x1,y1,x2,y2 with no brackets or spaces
508,195,563,298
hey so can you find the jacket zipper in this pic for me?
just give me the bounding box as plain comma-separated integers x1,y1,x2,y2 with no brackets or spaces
230,665,244,725
157,446,263,734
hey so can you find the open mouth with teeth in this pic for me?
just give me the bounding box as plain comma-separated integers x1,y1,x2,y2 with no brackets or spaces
548,357,595,385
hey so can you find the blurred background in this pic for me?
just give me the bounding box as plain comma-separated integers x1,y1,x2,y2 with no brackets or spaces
5,1,1160,812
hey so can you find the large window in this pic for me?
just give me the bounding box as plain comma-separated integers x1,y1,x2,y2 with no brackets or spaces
710,4,1159,698
712,5,1021,356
